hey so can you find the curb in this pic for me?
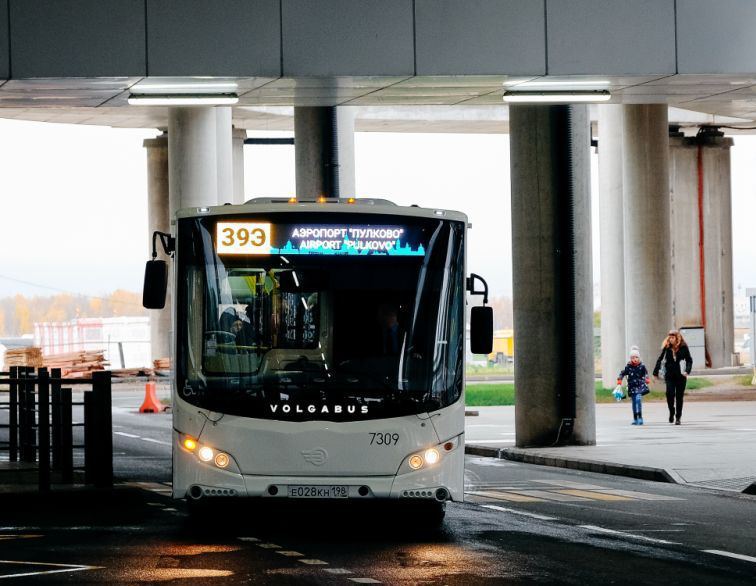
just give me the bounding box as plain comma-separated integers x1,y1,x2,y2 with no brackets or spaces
464,445,503,458
465,444,677,484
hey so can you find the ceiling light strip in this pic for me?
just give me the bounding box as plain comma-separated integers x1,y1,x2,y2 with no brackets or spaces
502,90,611,104
127,93,239,106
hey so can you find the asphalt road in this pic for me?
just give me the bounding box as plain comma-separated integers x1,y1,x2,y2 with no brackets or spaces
1,387,755,583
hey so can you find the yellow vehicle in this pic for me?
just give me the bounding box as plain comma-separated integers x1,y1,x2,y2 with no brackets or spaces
488,329,514,364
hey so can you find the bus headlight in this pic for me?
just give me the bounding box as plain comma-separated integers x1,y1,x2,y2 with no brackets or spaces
400,435,461,474
424,448,440,465
408,455,424,470
178,434,239,472
214,452,230,468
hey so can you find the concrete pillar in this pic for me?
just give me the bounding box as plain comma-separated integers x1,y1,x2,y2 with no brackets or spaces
294,106,355,199
623,105,671,365
144,133,171,361
597,105,627,388
215,107,234,205
669,132,734,367
510,105,596,447
336,107,356,197
232,127,247,204
168,107,219,212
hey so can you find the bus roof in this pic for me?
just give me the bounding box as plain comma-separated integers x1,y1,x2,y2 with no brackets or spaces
174,198,469,224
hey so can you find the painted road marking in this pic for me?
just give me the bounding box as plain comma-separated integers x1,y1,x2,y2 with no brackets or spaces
0,535,42,541
238,535,385,583
556,489,631,501
114,432,140,438
113,433,172,446
276,551,304,557
140,437,172,446
467,490,544,502
597,489,684,501
469,480,684,503
482,505,688,549
509,490,591,502
131,482,172,495
0,561,100,580
533,480,606,490
481,504,558,521
578,525,681,545
703,550,756,564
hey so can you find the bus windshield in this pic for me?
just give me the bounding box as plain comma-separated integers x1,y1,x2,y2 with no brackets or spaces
176,212,465,421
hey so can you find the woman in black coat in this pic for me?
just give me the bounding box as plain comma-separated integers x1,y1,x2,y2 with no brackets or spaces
652,330,693,425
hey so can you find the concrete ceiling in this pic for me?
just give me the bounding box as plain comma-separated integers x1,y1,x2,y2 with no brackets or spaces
1,75,755,133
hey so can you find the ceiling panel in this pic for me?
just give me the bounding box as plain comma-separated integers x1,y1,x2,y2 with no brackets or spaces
3,77,142,91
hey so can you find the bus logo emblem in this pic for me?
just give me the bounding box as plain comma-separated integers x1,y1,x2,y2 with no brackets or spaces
301,448,328,466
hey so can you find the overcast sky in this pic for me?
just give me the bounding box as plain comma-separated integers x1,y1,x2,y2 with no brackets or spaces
0,117,755,304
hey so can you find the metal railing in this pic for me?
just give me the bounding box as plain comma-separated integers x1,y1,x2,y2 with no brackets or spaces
0,367,112,491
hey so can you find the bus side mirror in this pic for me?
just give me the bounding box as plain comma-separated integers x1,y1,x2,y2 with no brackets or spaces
143,260,168,309
470,306,493,355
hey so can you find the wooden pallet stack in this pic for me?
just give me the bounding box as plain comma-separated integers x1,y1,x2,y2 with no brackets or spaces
3,347,44,370
111,367,154,378
153,357,171,371
43,350,109,379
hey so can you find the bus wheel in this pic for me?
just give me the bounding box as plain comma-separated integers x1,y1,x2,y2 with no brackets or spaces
185,497,212,521
420,501,446,526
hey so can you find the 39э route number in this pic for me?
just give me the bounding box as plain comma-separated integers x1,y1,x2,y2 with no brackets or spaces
216,222,272,255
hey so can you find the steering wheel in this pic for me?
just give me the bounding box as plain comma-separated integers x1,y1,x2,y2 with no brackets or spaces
205,330,238,343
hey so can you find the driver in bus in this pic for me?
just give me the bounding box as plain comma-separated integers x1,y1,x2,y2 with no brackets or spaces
235,304,258,349
376,304,403,356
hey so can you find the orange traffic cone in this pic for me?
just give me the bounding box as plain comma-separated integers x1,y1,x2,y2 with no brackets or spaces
139,381,166,413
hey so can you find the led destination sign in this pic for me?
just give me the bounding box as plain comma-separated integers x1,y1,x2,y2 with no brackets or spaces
216,222,425,257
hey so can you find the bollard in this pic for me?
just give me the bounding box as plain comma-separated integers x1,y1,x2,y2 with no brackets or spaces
38,368,50,492
92,371,113,489
9,366,18,462
139,381,166,413
83,391,94,484
20,367,36,463
51,376,61,470
60,387,73,483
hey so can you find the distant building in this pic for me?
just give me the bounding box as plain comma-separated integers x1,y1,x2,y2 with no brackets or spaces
734,295,751,328
34,317,150,369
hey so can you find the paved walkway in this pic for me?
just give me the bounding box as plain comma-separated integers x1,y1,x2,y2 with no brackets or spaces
465,401,756,492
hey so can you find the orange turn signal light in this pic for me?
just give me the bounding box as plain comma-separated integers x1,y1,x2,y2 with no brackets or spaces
183,437,197,451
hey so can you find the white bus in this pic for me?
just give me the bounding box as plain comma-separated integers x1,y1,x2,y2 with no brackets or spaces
143,198,492,522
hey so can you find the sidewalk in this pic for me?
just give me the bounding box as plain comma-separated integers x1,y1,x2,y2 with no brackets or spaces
465,401,756,493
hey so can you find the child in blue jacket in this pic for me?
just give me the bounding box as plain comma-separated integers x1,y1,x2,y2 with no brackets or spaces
617,346,650,425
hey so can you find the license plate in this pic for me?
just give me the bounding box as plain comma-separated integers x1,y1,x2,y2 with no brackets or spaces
288,485,348,499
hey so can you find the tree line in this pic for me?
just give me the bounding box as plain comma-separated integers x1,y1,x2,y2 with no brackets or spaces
0,290,147,337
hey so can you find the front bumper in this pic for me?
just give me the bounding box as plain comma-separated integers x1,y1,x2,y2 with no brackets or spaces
173,437,464,502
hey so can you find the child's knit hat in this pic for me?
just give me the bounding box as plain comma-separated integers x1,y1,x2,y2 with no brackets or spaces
629,346,641,359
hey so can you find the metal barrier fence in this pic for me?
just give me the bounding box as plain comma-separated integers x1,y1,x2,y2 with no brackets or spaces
0,367,112,491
